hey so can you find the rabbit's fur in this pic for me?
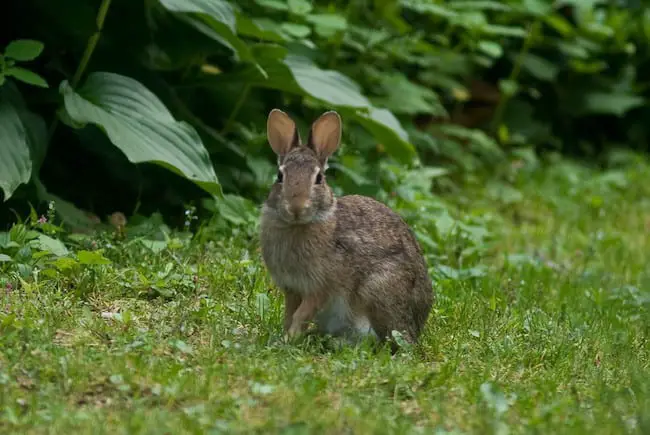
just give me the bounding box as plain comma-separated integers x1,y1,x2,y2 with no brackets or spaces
260,109,434,347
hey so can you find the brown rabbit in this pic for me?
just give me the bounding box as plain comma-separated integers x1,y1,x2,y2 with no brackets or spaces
260,109,434,348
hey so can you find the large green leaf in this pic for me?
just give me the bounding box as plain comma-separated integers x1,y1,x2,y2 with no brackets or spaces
351,108,416,164
158,0,253,62
284,54,371,108
0,91,32,200
372,72,448,116
0,83,47,201
60,72,220,197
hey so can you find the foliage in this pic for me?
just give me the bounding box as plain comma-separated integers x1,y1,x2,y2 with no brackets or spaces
1,156,649,432
1,0,649,228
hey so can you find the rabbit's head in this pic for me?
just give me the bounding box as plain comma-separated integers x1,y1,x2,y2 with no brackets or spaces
264,109,341,225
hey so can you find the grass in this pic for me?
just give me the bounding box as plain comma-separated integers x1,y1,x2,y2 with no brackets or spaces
1,156,649,434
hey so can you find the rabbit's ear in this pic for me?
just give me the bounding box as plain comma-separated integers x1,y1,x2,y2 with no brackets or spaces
307,111,341,162
267,109,301,156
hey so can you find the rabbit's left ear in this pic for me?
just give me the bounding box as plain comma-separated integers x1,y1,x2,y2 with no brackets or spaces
267,109,301,156
307,111,341,162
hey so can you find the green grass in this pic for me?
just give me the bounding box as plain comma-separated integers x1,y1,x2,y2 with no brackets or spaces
1,157,649,434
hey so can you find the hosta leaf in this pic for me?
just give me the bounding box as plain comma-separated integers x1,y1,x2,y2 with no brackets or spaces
284,54,370,108
352,108,416,164
158,0,252,62
4,39,44,61
60,72,220,197
30,234,69,257
0,92,31,200
372,72,448,116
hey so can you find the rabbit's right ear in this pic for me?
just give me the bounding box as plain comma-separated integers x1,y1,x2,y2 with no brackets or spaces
267,109,301,156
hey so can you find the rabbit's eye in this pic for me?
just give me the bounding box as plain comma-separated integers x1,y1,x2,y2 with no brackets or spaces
315,172,323,184
276,171,283,183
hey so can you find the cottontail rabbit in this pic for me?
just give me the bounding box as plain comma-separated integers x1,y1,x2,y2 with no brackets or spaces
260,109,434,348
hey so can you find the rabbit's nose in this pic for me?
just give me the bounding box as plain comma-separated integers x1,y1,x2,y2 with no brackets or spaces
288,199,311,218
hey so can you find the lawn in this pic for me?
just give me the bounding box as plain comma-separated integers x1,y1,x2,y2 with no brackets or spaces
1,156,649,434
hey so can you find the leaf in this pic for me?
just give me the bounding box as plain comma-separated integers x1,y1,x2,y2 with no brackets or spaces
30,234,69,257
5,67,49,88
60,72,221,197
519,53,559,81
77,250,112,265
281,23,311,39
214,194,258,225
237,17,287,42
401,0,458,19
581,92,644,117
4,40,44,61
254,0,288,10
158,0,252,62
284,54,371,108
352,108,416,164
305,14,348,37
449,1,512,11
0,254,12,262
288,0,312,15
0,105,30,200
372,72,447,116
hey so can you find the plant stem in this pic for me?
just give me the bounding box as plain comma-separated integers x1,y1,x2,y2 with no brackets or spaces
72,0,112,88
490,21,539,135
221,83,251,136
45,0,113,149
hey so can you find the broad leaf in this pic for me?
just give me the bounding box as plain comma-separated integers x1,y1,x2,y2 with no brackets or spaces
31,234,69,257
158,0,253,62
4,40,44,61
580,92,644,117
0,93,31,200
284,54,370,108
352,108,416,164
519,53,559,81
60,72,221,197
372,72,448,116
5,67,49,88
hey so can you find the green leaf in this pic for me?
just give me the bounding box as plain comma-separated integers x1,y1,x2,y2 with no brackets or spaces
352,108,416,164
214,194,258,226
449,1,512,11
305,14,348,37
60,72,221,197
237,17,287,42
284,54,370,108
581,92,644,117
372,72,447,116
5,67,49,88
281,23,311,39
400,0,458,19
30,234,69,257
4,40,44,61
0,87,32,200
77,250,112,265
254,0,288,10
520,53,559,81
0,254,12,262
288,0,312,15
158,0,253,62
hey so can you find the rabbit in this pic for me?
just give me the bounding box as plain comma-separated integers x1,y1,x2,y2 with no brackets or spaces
259,109,434,349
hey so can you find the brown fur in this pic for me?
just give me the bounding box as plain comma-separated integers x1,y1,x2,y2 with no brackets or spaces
260,109,434,347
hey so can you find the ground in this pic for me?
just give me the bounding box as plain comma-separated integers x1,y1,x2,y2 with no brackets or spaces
1,156,649,434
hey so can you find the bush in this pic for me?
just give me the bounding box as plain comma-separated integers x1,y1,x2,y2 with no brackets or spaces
0,0,648,228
